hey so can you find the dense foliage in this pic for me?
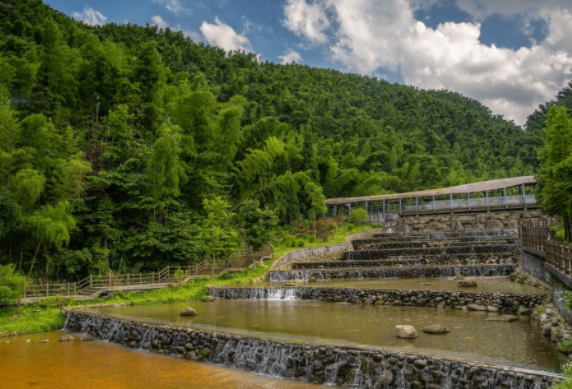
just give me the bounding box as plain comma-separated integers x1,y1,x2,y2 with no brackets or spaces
529,82,572,241
0,0,541,281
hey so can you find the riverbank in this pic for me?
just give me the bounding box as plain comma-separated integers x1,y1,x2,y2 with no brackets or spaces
0,224,373,337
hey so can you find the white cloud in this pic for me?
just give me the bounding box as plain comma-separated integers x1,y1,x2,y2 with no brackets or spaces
152,0,188,14
283,0,330,43
72,7,107,26
279,49,302,64
200,17,251,52
150,15,202,42
282,0,572,125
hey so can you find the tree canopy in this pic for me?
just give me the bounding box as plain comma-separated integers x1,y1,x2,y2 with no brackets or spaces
0,0,546,280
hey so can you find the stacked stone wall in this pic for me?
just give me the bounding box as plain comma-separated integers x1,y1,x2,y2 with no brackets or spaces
64,311,558,388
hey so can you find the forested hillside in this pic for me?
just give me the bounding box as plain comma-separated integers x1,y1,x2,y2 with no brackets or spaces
0,0,542,280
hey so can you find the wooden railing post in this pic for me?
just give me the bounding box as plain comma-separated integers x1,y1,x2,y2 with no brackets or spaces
90,274,93,288
108,273,112,286
46,282,49,297
73,283,76,295
139,273,142,284
127,273,130,285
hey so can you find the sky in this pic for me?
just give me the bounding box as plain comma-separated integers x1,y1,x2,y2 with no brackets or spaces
44,0,572,126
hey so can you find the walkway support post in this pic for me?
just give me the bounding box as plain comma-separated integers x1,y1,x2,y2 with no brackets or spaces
415,197,419,211
503,188,508,205
450,193,453,209
468,192,471,208
432,196,436,210
399,198,402,214
383,200,386,214
522,183,526,204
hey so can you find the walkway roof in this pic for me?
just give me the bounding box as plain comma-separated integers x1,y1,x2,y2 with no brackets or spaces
325,176,536,205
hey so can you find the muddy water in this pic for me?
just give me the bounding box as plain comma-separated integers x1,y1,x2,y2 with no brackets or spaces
93,300,562,371
0,330,320,389
247,277,547,294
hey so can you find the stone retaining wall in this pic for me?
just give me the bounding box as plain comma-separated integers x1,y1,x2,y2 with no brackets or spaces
271,228,384,271
291,252,520,269
269,264,518,282
372,229,518,239
352,239,517,251
380,211,545,234
64,311,558,388
521,249,549,281
346,245,520,260
208,286,547,311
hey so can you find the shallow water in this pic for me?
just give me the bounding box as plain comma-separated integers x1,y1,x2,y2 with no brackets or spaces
0,331,320,389
93,300,562,370
243,277,547,294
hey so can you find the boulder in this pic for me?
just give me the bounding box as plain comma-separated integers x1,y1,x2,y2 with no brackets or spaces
457,279,477,287
374,299,384,306
333,295,344,303
308,277,317,283
25,339,31,343
294,279,304,283
39,340,49,343
486,306,498,312
59,335,74,342
181,307,198,316
379,370,394,385
485,219,503,229
396,325,418,339
485,315,518,322
518,306,532,316
202,296,214,303
454,272,465,280
437,302,446,309
467,304,487,311
423,324,450,334
79,333,94,342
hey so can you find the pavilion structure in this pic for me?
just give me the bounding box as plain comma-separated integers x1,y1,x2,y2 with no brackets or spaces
325,176,538,217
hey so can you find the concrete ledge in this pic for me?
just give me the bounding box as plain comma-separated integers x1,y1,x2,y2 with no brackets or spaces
522,247,546,258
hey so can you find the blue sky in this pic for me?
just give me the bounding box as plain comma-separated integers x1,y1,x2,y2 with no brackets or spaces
45,0,572,126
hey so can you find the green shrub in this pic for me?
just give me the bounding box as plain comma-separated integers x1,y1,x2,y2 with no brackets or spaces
349,208,368,224
297,239,305,247
0,264,26,304
559,340,572,354
218,271,234,280
552,363,572,389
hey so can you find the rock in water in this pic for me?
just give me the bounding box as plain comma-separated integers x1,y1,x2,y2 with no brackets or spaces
39,340,49,343
455,272,465,280
467,304,487,311
486,315,518,322
486,306,498,312
59,335,74,342
181,307,198,316
518,306,532,315
294,279,304,283
79,334,94,342
396,325,418,339
202,296,214,303
308,277,317,283
457,279,477,287
423,324,450,334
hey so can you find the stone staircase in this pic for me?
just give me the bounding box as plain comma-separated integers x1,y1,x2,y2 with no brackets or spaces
269,229,520,281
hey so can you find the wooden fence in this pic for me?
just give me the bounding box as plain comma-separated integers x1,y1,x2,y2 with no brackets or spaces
23,246,254,298
521,221,572,278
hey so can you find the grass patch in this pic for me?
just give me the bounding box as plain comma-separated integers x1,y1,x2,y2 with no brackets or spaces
271,223,373,260
0,224,372,336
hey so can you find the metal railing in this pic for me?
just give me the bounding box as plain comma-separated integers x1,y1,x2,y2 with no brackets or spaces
22,246,255,298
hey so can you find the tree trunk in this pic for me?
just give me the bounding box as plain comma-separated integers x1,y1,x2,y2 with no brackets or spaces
29,240,42,277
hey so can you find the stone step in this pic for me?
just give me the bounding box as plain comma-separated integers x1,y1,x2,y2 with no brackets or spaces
352,239,516,251
269,263,518,282
357,235,517,244
371,229,517,240
291,252,519,270
345,244,520,260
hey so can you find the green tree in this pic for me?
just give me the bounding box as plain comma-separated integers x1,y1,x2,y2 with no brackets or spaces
0,264,26,304
201,196,238,279
236,199,279,250
536,106,572,241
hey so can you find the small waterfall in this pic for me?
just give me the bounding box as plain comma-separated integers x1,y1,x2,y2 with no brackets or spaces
64,312,556,389
325,353,348,386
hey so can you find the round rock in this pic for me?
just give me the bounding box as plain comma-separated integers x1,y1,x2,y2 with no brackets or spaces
181,307,198,316
423,324,450,334
396,325,418,339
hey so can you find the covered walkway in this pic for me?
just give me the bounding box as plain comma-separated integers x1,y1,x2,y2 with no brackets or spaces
326,176,538,217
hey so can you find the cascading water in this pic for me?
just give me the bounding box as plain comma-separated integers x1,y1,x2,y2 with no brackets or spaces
63,312,557,389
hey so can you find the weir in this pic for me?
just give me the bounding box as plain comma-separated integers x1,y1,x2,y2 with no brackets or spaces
64,310,561,388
